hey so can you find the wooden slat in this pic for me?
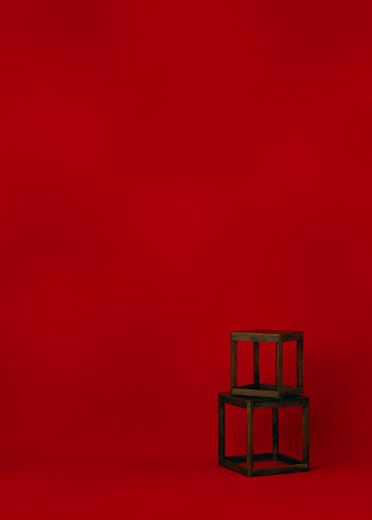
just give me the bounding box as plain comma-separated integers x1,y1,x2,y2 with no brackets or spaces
218,392,309,409
281,332,304,342
272,408,279,459
252,396,309,409
278,453,302,465
231,331,303,342
303,403,310,467
247,404,254,476
230,338,238,391
253,464,307,476
225,454,275,463
219,393,248,409
218,458,247,475
297,337,304,387
276,339,283,388
226,455,245,463
231,386,302,399
232,387,280,399
254,452,273,462
232,333,280,342
253,341,260,385
218,396,225,459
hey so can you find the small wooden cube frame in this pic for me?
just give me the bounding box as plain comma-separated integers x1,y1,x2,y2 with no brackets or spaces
218,392,310,477
231,330,304,399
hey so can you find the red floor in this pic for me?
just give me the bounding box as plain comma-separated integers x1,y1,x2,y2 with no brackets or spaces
0,457,369,519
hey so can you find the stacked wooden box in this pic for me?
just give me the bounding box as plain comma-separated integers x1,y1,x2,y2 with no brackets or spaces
218,330,310,477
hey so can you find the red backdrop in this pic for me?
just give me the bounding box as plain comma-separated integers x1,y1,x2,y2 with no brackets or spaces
0,1,371,517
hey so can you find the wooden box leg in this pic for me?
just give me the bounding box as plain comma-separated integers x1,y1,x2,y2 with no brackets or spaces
272,408,279,460
246,403,254,476
253,341,259,385
276,340,283,390
297,337,304,388
230,338,238,392
218,396,225,460
302,402,310,469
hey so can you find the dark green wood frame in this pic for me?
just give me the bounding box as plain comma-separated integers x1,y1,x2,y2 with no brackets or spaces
218,392,310,477
230,330,304,399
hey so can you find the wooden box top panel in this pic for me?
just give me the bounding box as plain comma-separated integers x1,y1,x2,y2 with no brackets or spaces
231,330,303,342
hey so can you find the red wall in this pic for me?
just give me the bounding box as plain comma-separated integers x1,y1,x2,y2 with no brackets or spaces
1,0,371,476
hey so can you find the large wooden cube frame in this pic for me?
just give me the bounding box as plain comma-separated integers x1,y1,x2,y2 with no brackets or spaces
231,330,304,399
218,392,310,477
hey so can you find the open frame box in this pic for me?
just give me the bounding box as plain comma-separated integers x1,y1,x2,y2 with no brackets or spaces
230,330,304,399
218,392,310,477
